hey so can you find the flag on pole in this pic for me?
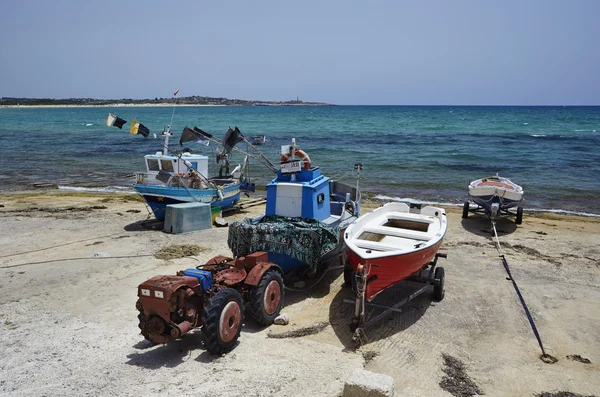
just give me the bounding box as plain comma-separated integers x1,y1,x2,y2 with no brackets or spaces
222,126,244,154
130,119,150,137
180,126,212,146
173,88,180,96
106,113,127,129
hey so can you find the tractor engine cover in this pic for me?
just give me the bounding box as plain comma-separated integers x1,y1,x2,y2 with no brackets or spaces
136,275,203,344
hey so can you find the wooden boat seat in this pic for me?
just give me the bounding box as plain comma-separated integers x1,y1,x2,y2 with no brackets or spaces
362,226,433,241
354,235,428,252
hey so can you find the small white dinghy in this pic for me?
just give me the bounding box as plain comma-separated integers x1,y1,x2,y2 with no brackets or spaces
464,175,524,224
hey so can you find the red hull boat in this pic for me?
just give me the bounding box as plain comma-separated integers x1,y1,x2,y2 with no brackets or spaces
344,202,447,302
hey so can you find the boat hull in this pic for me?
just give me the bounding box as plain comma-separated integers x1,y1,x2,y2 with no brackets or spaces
468,176,523,212
344,202,447,302
133,183,241,221
347,240,444,302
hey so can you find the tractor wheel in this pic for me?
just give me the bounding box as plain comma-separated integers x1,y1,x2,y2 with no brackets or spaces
433,267,445,302
515,206,523,225
462,201,470,219
202,288,244,354
343,261,354,287
249,270,284,325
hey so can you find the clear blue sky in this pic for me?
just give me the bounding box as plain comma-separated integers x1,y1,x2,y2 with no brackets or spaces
1,0,598,105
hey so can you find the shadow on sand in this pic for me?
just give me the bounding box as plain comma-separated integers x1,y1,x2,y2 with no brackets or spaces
328,280,433,349
461,215,517,238
126,331,223,368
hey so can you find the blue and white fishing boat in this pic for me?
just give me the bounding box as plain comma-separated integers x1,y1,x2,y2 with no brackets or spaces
228,139,362,278
133,128,244,221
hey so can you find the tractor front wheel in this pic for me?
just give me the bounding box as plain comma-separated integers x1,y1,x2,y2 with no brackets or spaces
249,269,284,325
202,288,244,354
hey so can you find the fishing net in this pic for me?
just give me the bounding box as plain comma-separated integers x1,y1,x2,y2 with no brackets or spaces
227,215,339,275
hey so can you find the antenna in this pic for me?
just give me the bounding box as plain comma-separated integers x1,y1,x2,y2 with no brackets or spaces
164,88,180,155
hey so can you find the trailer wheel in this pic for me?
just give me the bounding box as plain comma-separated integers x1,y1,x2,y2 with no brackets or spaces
462,201,470,219
249,270,284,325
202,288,244,354
433,267,445,301
515,206,523,225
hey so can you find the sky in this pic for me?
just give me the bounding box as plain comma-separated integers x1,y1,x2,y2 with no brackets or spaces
1,0,599,105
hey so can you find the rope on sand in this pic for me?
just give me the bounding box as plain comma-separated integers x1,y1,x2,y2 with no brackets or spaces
0,254,156,269
491,220,558,364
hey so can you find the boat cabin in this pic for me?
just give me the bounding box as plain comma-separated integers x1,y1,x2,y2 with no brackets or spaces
141,153,209,185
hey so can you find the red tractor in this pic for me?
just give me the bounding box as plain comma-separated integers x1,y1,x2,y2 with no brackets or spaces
136,252,284,354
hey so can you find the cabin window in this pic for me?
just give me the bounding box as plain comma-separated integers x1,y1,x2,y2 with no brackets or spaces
147,159,160,171
189,162,198,170
161,160,174,172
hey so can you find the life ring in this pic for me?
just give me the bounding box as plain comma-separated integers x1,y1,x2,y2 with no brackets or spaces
281,149,311,170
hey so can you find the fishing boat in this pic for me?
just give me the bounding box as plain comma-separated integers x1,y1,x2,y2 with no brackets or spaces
132,127,247,221
251,135,267,145
343,201,447,346
463,175,524,224
228,139,362,278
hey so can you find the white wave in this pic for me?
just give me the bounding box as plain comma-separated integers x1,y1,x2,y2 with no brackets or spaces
84,123,93,126
531,134,546,137
57,185,136,194
373,195,456,207
522,122,529,125
372,194,600,218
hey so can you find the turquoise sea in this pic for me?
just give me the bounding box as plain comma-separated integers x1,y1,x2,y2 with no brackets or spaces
0,105,599,216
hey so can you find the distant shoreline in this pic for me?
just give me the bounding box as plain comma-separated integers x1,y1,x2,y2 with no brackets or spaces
0,103,329,109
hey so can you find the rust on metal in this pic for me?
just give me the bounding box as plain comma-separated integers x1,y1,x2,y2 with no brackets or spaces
219,301,243,343
244,262,281,286
263,279,282,315
245,251,269,268
214,268,247,286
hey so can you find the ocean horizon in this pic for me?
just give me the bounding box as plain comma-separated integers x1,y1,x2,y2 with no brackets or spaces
1,105,599,217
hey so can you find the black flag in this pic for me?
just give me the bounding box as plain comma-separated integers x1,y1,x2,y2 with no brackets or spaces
180,126,212,146
222,126,244,154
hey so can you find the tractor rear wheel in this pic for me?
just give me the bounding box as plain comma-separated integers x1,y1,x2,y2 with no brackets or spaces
249,269,284,325
202,288,244,354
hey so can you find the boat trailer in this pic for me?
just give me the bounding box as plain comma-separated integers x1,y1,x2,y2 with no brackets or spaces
462,200,523,225
345,253,446,348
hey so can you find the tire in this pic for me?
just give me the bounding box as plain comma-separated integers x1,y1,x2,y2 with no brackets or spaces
433,267,445,302
462,201,470,219
202,288,244,354
249,270,284,325
515,206,523,225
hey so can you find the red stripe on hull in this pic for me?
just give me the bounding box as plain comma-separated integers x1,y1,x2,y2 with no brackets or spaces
347,240,443,302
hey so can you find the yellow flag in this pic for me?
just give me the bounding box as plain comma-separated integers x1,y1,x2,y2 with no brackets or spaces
130,119,140,135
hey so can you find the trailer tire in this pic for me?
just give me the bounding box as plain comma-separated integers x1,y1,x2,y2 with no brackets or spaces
202,288,244,354
462,201,470,219
249,270,284,325
515,206,523,225
433,267,445,301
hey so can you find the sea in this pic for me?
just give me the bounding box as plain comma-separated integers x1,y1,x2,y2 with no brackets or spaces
1,105,599,217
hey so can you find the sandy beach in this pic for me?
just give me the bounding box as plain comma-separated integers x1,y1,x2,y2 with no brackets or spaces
0,191,599,396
